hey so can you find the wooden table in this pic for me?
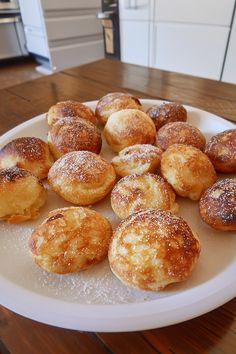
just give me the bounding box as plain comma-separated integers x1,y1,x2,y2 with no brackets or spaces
0,59,235,354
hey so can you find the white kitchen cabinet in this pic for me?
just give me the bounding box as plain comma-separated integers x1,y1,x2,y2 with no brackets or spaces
222,12,236,84
119,0,151,66
119,0,151,21
119,0,235,81
151,1,235,81
45,15,102,41
154,0,235,26
120,20,149,66
50,40,104,70
19,0,104,72
151,23,229,80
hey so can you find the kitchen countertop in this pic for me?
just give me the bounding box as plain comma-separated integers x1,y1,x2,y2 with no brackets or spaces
0,59,235,353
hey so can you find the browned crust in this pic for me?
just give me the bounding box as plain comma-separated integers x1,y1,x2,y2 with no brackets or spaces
29,207,113,274
0,166,46,223
48,151,112,184
116,144,162,163
48,151,116,205
104,109,156,152
0,137,50,162
111,144,163,176
147,102,187,131
95,92,142,124
205,129,236,173
48,117,102,159
0,137,54,179
156,122,206,151
47,100,97,126
108,209,200,291
0,166,31,183
111,173,178,218
199,178,236,231
161,144,217,200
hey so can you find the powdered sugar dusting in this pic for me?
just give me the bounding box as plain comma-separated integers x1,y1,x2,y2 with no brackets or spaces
49,117,101,154
117,144,162,163
0,101,236,309
50,100,96,124
31,259,163,304
48,151,110,183
156,122,206,150
0,166,31,182
0,137,46,161
200,178,236,226
0,201,163,304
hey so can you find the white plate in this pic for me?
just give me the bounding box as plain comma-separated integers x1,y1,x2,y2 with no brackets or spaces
0,99,235,332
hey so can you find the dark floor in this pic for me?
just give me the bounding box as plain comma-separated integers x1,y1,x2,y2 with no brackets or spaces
0,57,42,90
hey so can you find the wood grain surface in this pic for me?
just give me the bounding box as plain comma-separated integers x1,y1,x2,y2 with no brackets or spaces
0,59,235,354
0,58,41,90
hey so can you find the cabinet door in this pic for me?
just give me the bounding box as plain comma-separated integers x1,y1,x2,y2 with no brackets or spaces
50,40,104,71
120,20,149,66
222,15,236,84
155,0,235,26
151,23,229,80
119,0,150,21
45,15,102,41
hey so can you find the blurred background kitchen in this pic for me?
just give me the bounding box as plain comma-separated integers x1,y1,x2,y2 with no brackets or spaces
0,0,236,89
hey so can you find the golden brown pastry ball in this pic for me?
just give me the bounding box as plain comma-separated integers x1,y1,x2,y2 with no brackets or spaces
156,122,206,151
111,173,179,219
205,129,236,173
199,178,236,231
0,166,47,223
0,137,54,179
111,144,162,177
161,144,217,200
29,207,112,274
95,92,142,125
47,100,97,126
109,208,201,291
104,109,156,152
147,102,187,131
48,117,102,159
48,151,116,205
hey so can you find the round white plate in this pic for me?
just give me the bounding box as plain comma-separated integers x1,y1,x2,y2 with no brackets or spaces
0,99,235,332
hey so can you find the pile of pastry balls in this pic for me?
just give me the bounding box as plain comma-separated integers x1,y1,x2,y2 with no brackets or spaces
0,92,235,292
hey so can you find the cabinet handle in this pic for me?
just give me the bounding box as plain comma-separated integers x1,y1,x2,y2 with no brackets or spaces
97,11,115,19
125,0,138,10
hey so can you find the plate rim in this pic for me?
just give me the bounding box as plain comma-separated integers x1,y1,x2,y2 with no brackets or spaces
0,260,235,331
0,99,235,331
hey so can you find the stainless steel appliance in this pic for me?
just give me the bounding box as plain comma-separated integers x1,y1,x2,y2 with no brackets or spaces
0,0,27,59
97,0,120,59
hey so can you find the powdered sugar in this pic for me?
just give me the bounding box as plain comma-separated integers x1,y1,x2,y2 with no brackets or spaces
0,137,46,161
49,151,109,182
0,201,162,304
0,102,236,310
117,144,162,163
